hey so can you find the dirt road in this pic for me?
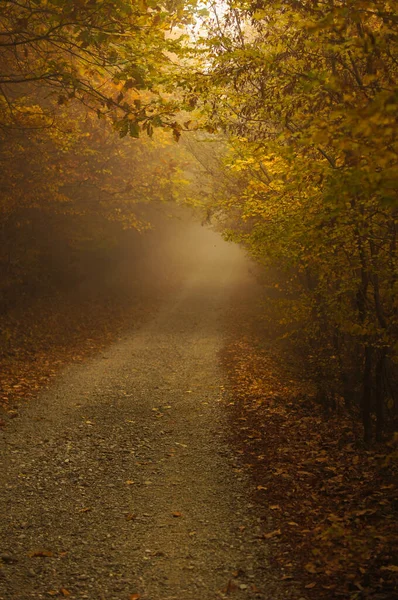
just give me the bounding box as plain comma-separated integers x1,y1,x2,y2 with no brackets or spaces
0,225,287,600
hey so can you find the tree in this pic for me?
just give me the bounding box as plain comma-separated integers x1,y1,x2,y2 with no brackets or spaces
186,0,398,441
0,0,204,316
0,0,196,132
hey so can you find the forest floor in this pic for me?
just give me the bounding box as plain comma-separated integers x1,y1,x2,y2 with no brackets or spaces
221,337,397,600
0,288,162,421
0,225,397,600
0,230,292,600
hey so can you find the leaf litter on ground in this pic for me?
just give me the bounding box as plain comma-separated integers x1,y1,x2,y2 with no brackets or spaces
222,336,398,600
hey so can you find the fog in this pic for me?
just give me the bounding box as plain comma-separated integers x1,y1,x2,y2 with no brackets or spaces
100,205,253,304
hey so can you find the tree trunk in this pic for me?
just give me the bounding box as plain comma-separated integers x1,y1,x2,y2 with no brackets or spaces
362,346,372,444
375,351,386,442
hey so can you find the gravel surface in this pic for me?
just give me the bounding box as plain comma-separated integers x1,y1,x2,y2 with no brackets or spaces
0,234,288,600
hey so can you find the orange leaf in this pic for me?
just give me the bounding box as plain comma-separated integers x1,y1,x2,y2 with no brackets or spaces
172,511,182,518
130,595,141,600
222,579,237,594
29,550,53,558
263,529,281,539
60,589,71,597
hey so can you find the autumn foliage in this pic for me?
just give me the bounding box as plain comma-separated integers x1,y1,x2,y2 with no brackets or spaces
187,0,398,444
0,2,397,597
223,336,398,599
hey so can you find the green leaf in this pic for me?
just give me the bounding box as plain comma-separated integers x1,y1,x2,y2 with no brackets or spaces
129,121,140,138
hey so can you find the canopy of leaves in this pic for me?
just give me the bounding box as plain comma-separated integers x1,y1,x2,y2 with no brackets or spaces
0,0,197,130
183,0,398,443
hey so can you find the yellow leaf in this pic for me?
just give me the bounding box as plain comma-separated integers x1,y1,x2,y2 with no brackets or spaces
305,563,317,574
381,565,398,573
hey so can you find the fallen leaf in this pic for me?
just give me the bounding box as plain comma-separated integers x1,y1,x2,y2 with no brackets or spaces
251,584,261,593
256,485,267,491
126,480,135,485
29,550,54,558
222,579,237,594
232,568,245,578
60,589,71,597
305,582,316,589
305,563,318,574
263,529,282,539
381,565,398,573
270,505,281,510
79,507,92,513
172,511,182,518
354,509,375,517
130,594,141,600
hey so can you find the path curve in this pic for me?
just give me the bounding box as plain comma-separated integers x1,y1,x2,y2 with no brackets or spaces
1,226,285,600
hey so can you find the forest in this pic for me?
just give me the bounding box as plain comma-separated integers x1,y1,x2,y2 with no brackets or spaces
0,1,397,599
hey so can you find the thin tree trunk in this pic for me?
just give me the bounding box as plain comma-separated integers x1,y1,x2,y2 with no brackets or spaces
362,346,372,444
375,351,386,442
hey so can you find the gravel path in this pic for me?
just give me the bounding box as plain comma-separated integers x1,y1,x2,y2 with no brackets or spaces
0,232,286,600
